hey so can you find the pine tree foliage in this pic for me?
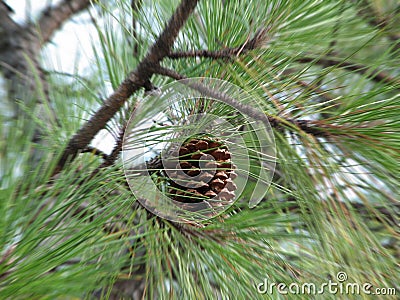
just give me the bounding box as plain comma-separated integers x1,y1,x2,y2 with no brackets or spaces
0,0,399,299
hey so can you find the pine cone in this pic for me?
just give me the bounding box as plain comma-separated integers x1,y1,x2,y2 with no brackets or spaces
167,138,237,209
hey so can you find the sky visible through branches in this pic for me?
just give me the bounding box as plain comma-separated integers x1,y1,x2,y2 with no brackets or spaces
5,1,117,153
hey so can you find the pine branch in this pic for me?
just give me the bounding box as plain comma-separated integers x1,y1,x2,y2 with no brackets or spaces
154,66,275,126
154,65,329,137
155,66,394,140
96,121,130,171
155,65,398,147
56,0,200,174
37,0,91,44
131,0,143,56
167,27,270,59
0,1,13,14
82,146,108,160
350,201,400,227
168,39,398,88
154,65,185,80
0,1,17,41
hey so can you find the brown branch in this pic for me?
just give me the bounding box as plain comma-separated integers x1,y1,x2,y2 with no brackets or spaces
296,56,400,87
37,0,91,44
167,27,270,59
138,0,199,67
97,121,130,171
82,146,108,160
156,67,396,140
56,0,200,174
154,65,185,80
0,1,13,13
0,4,50,164
131,0,143,56
0,1,17,36
154,65,273,125
154,65,329,137
168,32,398,88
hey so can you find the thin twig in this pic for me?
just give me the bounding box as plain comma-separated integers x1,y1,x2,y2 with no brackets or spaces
167,27,270,59
172,35,399,87
154,65,329,137
88,122,127,180
101,123,127,168
82,146,109,160
131,0,143,56
0,1,13,13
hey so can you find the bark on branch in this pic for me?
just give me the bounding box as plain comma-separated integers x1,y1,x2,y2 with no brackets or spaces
168,38,399,88
56,0,200,173
131,0,143,56
153,65,329,137
167,27,269,59
37,0,91,44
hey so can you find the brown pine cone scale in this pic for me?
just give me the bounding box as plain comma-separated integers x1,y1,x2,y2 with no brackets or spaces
167,137,237,207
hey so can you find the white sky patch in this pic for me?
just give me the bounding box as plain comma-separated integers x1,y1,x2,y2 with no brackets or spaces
92,129,116,155
5,0,53,23
5,1,115,153
42,16,98,74
6,0,98,74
